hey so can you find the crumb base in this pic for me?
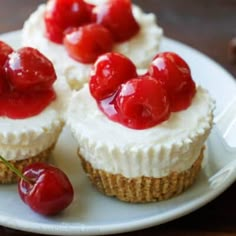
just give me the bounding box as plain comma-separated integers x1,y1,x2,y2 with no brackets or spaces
79,148,204,203
0,143,56,184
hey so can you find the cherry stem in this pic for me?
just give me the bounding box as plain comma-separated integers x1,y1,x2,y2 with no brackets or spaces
0,155,32,184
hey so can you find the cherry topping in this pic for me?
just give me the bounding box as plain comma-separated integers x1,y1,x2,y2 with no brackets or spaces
89,52,137,100
64,24,113,64
0,41,13,93
0,45,56,119
95,0,140,42
0,89,56,119
18,162,74,216
101,76,170,129
5,47,56,92
44,0,92,44
90,52,197,130
148,52,196,112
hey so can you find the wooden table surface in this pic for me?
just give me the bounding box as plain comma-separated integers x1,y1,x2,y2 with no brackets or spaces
0,0,235,235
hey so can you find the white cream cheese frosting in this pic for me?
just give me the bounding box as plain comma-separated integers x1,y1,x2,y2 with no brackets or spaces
67,84,214,178
22,2,163,90
0,77,72,161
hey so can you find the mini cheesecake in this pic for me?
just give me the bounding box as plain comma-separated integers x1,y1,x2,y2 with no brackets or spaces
0,43,71,183
67,84,214,202
67,51,215,202
22,0,163,90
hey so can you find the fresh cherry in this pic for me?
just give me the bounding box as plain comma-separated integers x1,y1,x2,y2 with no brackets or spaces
0,155,74,216
148,52,196,112
0,41,13,93
5,47,56,92
18,162,74,216
64,24,114,64
89,52,137,100
95,0,140,42
44,0,92,44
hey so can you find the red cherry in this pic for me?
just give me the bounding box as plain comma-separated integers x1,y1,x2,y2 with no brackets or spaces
95,0,140,42
115,76,170,129
0,41,13,69
148,52,196,112
64,24,114,64
18,162,74,216
44,0,92,44
0,41,13,93
86,3,96,22
99,76,170,129
89,52,137,100
5,47,56,92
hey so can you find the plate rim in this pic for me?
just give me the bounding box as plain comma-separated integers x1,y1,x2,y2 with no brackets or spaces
0,30,235,236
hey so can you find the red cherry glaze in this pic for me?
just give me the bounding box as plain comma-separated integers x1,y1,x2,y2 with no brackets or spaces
64,24,114,64
98,76,170,129
95,0,140,42
0,89,56,119
44,0,92,44
148,52,196,112
5,47,56,92
0,41,13,93
90,52,137,100
18,162,74,216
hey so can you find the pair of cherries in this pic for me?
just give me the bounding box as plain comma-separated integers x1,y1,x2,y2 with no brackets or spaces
0,41,56,119
44,0,140,63
90,51,196,129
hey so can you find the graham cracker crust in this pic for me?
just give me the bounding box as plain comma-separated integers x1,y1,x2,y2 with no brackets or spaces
0,143,55,184
79,148,204,203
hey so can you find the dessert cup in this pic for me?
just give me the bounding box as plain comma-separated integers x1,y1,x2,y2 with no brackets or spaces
67,84,214,202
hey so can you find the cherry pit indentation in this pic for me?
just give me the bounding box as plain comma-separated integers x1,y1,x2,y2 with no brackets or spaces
0,41,56,119
89,52,196,130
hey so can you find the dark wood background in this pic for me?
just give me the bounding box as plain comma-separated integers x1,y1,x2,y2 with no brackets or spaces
0,0,235,235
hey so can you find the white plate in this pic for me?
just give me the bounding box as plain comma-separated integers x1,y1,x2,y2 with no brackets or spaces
0,31,235,236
